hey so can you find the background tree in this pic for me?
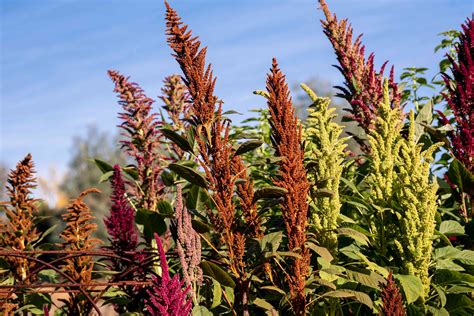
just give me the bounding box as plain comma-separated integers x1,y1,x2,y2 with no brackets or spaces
59,125,127,240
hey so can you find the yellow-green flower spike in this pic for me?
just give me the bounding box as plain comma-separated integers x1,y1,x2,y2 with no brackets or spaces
367,80,441,298
394,110,441,297
302,83,348,254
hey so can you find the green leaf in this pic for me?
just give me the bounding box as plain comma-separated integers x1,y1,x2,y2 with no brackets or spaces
32,224,58,247
102,287,128,298
415,101,433,141
427,306,449,316
224,286,235,305
201,260,236,288
38,269,58,283
394,274,423,304
313,278,336,290
436,259,465,271
135,209,167,240
186,185,201,210
156,200,174,217
446,285,474,294
448,159,474,194
234,140,263,156
210,278,222,309
253,90,270,98
259,231,283,252
92,158,113,173
322,290,354,298
270,251,303,260
168,163,208,189
222,110,242,116
439,220,465,236
434,246,460,259
337,227,370,246
99,170,114,183
252,186,287,203
191,219,212,234
346,268,385,289
314,189,334,198
122,166,139,181
433,284,447,307
455,250,474,265
260,285,286,295
340,289,374,309
192,306,213,316
161,170,175,186
161,128,194,153
305,242,334,263
253,298,277,312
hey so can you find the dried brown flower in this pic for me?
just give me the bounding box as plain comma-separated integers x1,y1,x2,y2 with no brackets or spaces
1,153,39,283
231,155,262,238
160,74,191,130
165,3,259,313
266,58,310,315
165,1,217,126
60,188,102,314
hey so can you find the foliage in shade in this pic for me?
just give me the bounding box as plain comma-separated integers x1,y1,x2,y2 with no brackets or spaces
108,70,165,211
266,58,310,315
174,185,202,302
440,18,473,172
379,272,406,316
59,188,102,315
302,84,348,253
319,0,402,133
0,153,39,283
145,233,192,316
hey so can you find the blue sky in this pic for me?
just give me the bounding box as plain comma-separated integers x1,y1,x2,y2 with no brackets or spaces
0,0,471,181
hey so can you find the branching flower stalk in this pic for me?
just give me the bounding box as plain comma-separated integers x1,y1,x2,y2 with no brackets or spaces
319,0,402,133
266,58,310,315
165,2,258,313
394,111,440,297
440,18,473,172
145,233,192,316
108,70,165,211
302,84,348,253
1,153,39,283
174,185,202,304
60,189,102,315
